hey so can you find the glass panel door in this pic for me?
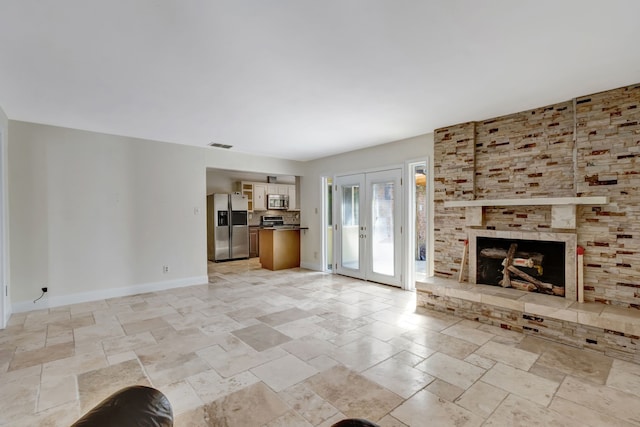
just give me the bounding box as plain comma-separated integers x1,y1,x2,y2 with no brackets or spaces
335,174,365,279
366,169,402,286
334,170,402,286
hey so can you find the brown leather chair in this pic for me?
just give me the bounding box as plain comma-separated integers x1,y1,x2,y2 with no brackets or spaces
71,385,173,427
332,419,380,427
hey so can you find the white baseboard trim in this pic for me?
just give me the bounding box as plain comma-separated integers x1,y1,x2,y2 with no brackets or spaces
300,261,324,272
12,275,209,314
2,304,11,329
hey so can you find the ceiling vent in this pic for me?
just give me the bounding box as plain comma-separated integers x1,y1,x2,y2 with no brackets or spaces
208,142,233,149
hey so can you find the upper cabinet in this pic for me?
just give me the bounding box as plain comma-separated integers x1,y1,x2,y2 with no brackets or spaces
288,185,299,211
267,184,290,195
253,183,267,211
240,182,253,212
239,181,297,211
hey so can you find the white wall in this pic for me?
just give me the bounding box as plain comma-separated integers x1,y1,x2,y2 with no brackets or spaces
300,133,434,271
7,118,430,311
8,121,304,312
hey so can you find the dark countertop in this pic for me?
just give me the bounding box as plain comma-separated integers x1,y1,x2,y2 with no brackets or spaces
259,225,308,230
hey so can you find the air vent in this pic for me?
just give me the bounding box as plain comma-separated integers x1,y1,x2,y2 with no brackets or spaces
209,142,233,149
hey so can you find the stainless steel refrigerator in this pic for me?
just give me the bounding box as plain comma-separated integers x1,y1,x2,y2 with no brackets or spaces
207,193,249,261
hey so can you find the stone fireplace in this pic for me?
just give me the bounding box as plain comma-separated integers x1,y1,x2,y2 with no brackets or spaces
468,229,577,300
417,82,640,363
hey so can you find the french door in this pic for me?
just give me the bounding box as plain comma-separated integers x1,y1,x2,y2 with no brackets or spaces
334,169,402,287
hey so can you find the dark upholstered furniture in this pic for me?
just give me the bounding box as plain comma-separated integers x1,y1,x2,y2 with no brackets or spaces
332,419,380,427
71,385,173,427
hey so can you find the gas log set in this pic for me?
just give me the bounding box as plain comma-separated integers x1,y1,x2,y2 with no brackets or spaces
476,239,566,297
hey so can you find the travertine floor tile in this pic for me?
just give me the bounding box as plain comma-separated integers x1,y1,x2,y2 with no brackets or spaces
264,410,314,427
278,383,339,425
9,341,75,371
415,352,485,389
532,338,613,384
606,358,640,397
3,259,640,426
474,340,539,371
205,382,289,427
481,362,559,406
484,393,580,426
160,380,203,416
232,323,292,351
362,357,435,398
330,336,399,372
305,365,403,422
250,354,318,392
39,375,77,413
77,359,151,413
550,396,637,427
454,381,508,418
187,369,260,404
441,323,495,346
557,375,640,425
424,379,465,401
391,389,483,427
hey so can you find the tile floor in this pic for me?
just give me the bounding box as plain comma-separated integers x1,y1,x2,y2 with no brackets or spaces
1,259,640,426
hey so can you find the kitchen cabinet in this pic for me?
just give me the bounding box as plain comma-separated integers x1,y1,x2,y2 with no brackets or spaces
249,226,260,258
288,185,298,211
267,184,290,196
254,184,267,211
240,182,253,212
237,181,295,211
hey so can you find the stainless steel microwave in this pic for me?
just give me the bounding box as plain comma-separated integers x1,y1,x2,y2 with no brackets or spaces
267,194,289,210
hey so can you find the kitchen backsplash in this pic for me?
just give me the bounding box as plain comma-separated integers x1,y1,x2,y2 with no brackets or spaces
248,210,300,226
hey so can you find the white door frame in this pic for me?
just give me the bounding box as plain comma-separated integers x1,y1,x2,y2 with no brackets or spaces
0,126,8,328
404,158,429,290
321,176,332,273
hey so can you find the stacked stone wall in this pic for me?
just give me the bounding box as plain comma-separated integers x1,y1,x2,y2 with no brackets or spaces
575,85,640,306
433,123,475,278
433,83,640,306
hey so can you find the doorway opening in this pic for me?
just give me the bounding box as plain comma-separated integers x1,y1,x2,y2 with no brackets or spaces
411,162,428,282
323,177,333,272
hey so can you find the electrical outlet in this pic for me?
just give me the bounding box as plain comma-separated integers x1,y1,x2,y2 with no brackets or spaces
163,265,169,273
41,287,48,293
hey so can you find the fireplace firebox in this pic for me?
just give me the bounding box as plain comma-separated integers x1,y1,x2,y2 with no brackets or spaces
468,229,577,301
476,237,566,296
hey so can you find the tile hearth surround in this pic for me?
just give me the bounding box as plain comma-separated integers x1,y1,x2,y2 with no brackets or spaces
3,259,640,426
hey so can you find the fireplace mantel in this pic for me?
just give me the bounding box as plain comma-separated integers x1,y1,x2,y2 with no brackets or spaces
443,196,608,208
443,196,608,229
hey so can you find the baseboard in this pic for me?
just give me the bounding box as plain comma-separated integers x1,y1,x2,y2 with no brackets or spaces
300,261,324,272
2,303,11,329
12,275,209,314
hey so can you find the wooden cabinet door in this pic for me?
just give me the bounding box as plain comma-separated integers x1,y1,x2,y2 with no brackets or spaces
254,184,267,210
249,228,259,258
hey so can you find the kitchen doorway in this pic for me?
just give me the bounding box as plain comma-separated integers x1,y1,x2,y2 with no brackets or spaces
334,169,402,287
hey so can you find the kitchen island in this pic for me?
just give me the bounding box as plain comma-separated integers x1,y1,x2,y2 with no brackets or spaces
259,228,300,271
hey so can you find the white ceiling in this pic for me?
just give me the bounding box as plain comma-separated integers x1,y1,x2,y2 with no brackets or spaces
1,1,639,161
